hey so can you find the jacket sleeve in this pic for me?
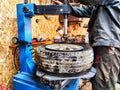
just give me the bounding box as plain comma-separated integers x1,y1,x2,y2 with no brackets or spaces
69,4,94,18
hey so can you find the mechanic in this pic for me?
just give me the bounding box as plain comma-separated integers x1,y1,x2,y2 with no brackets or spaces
54,0,120,90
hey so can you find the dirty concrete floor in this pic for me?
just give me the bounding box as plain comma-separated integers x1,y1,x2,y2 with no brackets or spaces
116,83,120,90
80,80,120,90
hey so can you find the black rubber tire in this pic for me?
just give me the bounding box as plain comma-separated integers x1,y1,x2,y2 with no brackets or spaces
35,44,94,75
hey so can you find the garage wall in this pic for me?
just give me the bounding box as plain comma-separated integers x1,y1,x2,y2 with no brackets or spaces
0,0,89,89
0,0,21,88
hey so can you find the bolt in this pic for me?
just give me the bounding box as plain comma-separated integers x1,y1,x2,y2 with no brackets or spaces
23,6,29,13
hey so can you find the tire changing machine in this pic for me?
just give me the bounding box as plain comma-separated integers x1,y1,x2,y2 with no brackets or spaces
13,1,96,90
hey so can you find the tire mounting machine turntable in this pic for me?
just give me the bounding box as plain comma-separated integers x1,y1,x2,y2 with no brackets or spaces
13,0,96,90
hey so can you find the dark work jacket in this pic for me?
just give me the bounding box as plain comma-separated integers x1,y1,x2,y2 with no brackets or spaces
69,0,120,48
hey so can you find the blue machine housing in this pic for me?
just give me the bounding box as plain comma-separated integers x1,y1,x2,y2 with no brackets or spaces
13,71,79,90
13,3,80,90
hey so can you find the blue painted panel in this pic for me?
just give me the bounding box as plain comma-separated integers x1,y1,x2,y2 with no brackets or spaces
16,4,36,74
13,72,52,90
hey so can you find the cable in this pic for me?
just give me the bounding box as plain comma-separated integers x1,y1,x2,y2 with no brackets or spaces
13,45,19,71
